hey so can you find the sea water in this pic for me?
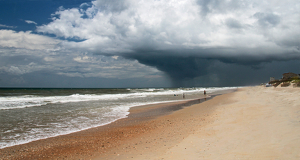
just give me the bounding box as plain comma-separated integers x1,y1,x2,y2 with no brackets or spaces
0,87,237,149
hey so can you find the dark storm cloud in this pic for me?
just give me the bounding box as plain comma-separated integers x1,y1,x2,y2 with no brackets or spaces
2,0,300,87
209,60,300,86
123,47,300,86
124,52,211,79
124,47,300,87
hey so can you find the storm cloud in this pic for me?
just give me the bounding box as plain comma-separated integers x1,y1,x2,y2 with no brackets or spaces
1,0,300,87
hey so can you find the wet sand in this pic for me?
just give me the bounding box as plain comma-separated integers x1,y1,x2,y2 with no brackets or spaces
2,86,300,159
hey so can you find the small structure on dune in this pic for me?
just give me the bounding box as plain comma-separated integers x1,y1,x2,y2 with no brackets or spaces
268,72,300,87
270,77,275,82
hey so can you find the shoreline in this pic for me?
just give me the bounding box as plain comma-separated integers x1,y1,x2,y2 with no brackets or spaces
3,86,300,159
0,96,211,150
0,90,233,160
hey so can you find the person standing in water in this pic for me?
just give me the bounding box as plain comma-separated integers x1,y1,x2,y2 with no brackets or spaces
204,90,206,96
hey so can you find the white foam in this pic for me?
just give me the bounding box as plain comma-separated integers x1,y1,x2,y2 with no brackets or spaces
0,86,240,149
0,106,130,149
0,87,239,110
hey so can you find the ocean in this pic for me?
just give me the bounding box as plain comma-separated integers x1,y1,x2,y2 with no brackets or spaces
0,87,237,149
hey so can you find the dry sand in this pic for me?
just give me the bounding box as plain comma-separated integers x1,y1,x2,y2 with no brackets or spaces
1,86,300,160
151,86,300,160
97,86,300,160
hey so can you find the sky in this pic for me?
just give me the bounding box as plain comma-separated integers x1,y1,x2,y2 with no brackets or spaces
0,0,299,88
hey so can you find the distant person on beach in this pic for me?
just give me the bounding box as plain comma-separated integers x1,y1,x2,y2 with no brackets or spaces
204,90,206,96
183,93,185,99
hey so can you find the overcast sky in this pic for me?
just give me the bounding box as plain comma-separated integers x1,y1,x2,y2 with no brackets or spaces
0,0,299,88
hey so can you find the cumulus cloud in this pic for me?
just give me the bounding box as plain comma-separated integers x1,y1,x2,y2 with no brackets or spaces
0,29,162,83
7,66,24,75
0,30,61,50
0,30,63,75
37,0,300,53
33,0,300,86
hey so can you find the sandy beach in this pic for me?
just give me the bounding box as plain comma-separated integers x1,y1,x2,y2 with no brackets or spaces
1,86,300,159
149,86,300,160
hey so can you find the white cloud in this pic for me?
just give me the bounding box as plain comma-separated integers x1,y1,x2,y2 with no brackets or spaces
0,30,66,75
0,36,161,80
112,56,119,60
25,20,37,25
73,56,91,63
0,30,61,50
0,28,162,80
0,24,16,29
7,66,24,75
44,57,58,62
36,0,300,60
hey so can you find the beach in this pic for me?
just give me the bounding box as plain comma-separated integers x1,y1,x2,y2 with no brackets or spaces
1,86,300,159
